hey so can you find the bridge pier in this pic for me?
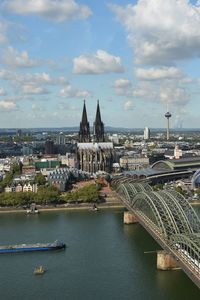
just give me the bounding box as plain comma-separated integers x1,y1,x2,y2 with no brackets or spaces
123,211,138,224
157,250,180,270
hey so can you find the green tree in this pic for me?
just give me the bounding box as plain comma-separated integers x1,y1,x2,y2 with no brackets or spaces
0,191,33,207
35,186,60,204
0,162,21,190
175,186,186,196
35,173,46,186
12,163,21,175
62,184,100,203
0,173,13,189
153,183,164,191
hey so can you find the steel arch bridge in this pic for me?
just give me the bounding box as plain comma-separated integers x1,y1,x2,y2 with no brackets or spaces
114,181,200,288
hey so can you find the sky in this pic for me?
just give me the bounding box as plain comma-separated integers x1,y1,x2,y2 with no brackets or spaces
0,0,200,129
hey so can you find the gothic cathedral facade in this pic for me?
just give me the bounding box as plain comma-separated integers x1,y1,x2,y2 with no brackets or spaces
77,101,113,173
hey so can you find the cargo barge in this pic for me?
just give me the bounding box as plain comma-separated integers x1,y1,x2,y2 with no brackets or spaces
0,240,65,254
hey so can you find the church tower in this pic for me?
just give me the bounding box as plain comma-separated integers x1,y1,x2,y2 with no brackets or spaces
79,100,90,142
93,100,105,142
78,100,113,173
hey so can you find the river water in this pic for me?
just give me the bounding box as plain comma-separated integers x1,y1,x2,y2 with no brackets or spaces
0,208,199,300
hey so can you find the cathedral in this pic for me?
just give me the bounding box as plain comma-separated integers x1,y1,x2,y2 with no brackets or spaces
77,101,113,173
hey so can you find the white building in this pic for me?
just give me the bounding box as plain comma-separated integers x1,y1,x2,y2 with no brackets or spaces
23,183,38,193
5,185,16,193
57,132,66,145
174,145,183,159
144,127,150,140
120,156,150,170
60,153,78,168
108,134,119,145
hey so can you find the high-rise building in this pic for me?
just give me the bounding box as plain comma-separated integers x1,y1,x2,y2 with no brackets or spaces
57,132,66,145
45,140,55,154
78,100,90,142
144,127,150,140
16,129,22,137
93,100,105,142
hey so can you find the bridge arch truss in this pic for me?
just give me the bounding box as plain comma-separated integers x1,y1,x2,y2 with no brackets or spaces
114,181,200,282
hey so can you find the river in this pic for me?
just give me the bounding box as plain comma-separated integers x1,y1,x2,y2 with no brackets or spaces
0,208,199,299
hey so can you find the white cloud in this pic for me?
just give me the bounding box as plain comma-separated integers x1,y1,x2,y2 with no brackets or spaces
0,69,13,81
0,19,9,44
0,69,69,96
3,47,41,68
31,103,45,112
160,85,189,107
0,87,6,96
180,77,193,84
73,50,124,74
114,79,131,88
113,76,190,109
0,68,66,85
113,78,157,99
19,72,66,85
124,100,134,111
21,84,49,95
111,0,200,65
3,0,92,22
132,86,152,98
135,67,183,81
58,102,78,111
0,100,17,111
113,78,133,96
60,83,91,98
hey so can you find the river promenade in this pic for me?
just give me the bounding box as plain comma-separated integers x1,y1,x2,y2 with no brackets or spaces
0,190,124,213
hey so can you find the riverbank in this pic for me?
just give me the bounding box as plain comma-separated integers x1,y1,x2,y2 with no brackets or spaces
0,200,199,214
0,201,125,214
0,188,125,214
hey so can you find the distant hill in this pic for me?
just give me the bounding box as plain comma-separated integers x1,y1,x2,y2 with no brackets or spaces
0,127,200,134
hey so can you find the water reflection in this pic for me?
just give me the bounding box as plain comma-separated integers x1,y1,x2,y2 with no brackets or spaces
0,209,199,300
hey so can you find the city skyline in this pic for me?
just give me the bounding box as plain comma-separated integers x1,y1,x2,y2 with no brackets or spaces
0,0,200,128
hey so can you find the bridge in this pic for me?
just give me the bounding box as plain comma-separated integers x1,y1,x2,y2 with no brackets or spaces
112,177,200,289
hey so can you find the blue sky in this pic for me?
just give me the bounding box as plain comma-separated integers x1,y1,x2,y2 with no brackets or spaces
0,0,200,128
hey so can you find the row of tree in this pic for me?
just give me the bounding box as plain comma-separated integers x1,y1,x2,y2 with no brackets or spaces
0,184,101,207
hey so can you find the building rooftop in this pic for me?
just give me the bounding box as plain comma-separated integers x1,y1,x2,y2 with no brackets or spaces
77,142,113,150
124,168,168,177
152,156,200,171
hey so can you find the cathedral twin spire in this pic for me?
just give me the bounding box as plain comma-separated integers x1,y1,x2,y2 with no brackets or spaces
79,100,90,142
79,100,105,143
93,100,105,142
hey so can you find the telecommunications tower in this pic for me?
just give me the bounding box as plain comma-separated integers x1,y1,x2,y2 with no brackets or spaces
165,111,172,140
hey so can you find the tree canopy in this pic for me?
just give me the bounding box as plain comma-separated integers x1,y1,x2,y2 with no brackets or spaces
62,184,100,203
0,183,101,207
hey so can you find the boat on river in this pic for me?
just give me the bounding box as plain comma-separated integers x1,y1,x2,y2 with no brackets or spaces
26,209,39,214
34,265,46,275
27,203,39,214
0,240,66,254
90,204,99,211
